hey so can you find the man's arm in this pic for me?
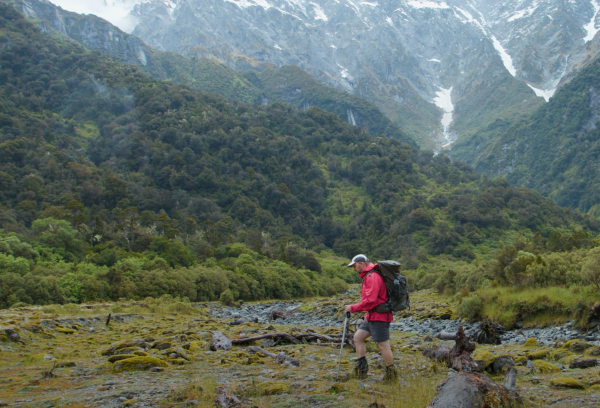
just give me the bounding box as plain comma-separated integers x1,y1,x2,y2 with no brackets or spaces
347,274,384,313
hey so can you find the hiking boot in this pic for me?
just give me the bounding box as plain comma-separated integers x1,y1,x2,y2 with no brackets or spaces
354,356,368,378
383,364,398,382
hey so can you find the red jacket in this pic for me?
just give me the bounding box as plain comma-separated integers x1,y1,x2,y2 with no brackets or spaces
350,263,393,322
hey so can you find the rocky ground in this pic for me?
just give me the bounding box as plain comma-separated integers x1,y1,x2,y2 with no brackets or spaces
0,289,599,407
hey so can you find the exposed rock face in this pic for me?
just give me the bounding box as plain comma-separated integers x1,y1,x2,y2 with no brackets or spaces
428,371,522,408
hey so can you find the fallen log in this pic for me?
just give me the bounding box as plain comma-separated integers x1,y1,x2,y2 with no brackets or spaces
249,346,300,366
435,331,456,341
428,371,522,408
231,332,301,345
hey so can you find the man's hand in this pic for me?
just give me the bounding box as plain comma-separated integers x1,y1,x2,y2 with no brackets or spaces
344,305,352,313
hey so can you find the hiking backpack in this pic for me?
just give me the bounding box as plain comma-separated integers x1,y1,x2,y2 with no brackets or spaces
370,260,410,313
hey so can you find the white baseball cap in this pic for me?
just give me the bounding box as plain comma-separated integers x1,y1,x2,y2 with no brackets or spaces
348,254,369,267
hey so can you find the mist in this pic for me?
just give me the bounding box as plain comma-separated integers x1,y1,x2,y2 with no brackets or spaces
47,0,143,33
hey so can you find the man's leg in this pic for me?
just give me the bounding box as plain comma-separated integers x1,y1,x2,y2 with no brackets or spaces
378,340,398,381
353,329,371,377
377,340,393,366
354,329,371,358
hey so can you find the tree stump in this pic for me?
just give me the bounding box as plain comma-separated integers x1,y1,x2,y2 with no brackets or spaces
450,327,478,372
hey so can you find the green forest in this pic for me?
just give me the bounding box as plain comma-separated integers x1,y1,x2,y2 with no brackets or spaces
455,54,600,214
0,4,599,319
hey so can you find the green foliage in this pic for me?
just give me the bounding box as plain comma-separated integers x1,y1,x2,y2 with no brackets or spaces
458,294,483,321
0,5,596,309
468,54,600,212
219,289,235,306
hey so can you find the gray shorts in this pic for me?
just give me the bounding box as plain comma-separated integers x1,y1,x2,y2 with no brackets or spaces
358,321,390,343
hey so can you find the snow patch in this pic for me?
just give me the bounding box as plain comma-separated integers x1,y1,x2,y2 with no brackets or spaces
274,44,283,50
490,35,517,77
507,3,539,22
584,0,600,42
223,0,272,10
47,0,143,33
405,0,449,10
427,58,441,62
311,2,328,21
433,87,455,149
385,17,393,26
528,84,556,102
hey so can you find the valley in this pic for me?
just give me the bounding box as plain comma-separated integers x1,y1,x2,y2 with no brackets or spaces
2,290,600,407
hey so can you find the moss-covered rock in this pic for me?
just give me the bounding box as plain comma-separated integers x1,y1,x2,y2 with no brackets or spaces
107,354,136,363
257,381,289,395
562,340,592,353
112,356,168,373
102,340,135,356
514,355,528,366
55,328,76,334
524,338,539,347
123,399,138,407
533,360,561,373
551,350,572,361
168,358,187,365
550,377,586,389
527,349,549,360
587,346,600,356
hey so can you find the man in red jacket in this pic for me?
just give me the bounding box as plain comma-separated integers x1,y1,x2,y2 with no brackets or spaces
344,254,397,381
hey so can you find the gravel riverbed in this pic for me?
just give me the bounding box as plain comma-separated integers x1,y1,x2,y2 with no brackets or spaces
209,298,600,346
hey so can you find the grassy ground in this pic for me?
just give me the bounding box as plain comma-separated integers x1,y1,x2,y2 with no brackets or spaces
1,291,599,407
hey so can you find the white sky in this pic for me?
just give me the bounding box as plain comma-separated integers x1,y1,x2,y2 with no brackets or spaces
47,0,143,33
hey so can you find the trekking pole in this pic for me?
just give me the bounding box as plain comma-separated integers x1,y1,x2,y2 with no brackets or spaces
336,311,351,379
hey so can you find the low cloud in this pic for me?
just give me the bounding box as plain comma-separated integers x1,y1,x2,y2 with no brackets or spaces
47,0,143,33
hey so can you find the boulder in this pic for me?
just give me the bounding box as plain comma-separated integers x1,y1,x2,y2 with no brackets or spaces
489,355,515,374
102,339,147,356
523,338,539,347
569,359,598,369
550,377,586,389
4,328,24,344
428,372,522,408
210,331,232,351
532,360,560,373
423,345,451,365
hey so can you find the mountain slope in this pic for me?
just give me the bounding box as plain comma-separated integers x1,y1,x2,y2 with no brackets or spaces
472,54,600,213
128,0,544,149
0,0,594,278
7,0,415,146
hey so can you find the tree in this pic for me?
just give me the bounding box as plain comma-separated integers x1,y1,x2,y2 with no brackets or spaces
583,248,600,292
32,218,87,262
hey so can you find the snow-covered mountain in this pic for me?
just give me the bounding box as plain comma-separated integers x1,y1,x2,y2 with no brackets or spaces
46,0,600,151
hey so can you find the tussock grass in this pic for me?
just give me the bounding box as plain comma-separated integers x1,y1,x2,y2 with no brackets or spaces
475,286,598,328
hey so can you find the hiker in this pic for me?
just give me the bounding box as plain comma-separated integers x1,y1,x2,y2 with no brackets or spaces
344,254,398,381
